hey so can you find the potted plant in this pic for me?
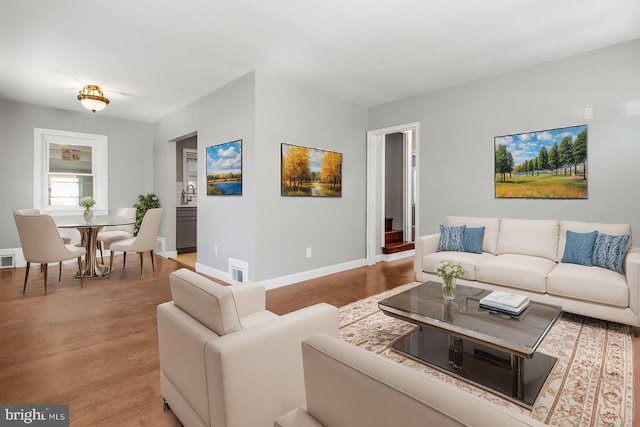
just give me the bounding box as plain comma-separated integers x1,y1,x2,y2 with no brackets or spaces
133,193,161,236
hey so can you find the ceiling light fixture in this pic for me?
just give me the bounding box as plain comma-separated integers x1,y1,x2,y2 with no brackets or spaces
77,85,110,113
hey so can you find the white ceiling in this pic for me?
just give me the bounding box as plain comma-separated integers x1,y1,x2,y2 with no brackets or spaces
1,0,639,123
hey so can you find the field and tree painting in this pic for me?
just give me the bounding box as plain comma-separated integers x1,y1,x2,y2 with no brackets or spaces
206,140,242,195
281,143,342,197
495,125,587,199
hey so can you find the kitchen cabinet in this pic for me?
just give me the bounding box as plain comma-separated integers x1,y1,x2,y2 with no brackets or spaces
176,207,197,253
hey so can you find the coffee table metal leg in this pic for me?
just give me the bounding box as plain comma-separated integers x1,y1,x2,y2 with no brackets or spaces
511,354,525,400
448,336,464,369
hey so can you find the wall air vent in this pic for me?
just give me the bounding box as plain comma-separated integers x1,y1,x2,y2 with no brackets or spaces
0,254,15,269
228,258,249,283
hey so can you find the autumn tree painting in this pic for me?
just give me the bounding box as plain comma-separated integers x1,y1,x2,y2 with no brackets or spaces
281,143,342,197
494,125,587,199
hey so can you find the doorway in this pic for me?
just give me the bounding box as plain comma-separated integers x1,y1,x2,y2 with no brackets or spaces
366,123,420,265
175,134,198,264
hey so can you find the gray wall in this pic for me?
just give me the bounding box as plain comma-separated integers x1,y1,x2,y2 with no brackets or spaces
152,70,368,281
254,71,368,280
369,39,640,239
153,72,257,275
0,99,153,249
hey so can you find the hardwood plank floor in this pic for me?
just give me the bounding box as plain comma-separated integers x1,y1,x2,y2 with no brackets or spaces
0,255,636,426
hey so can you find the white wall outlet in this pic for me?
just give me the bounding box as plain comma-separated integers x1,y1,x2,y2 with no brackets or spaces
214,245,218,255
306,247,312,258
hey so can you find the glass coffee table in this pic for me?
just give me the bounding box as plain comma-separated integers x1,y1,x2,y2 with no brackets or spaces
378,281,562,408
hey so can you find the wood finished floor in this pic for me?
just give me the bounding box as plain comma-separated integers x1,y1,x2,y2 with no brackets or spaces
0,255,413,426
0,255,636,426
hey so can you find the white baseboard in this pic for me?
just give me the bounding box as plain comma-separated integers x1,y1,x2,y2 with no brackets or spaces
381,249,415,262
260,258,369,290
196,263,233,284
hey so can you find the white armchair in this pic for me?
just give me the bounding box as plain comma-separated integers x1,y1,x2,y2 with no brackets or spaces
157,268,339,427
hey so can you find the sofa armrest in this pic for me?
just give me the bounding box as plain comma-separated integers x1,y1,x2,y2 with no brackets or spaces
625,247,640,317
274,408,323,427
414,233,440,281
230,281,266,317
157,301,220,425
205,303,339,427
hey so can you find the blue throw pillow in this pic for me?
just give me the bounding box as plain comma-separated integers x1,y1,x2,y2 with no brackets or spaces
561,230,597,266
592,232,629,274
462,226,485,254
438,225,465,252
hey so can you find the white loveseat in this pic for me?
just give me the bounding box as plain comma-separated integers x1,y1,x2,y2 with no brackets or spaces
275,333,546,427
415,216,640,326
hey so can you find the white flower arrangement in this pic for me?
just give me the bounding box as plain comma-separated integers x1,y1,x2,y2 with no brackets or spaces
434,259,465,281
79,196,96,209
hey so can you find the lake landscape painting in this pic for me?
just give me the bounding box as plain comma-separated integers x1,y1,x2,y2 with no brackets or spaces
281,143,342,197
206,140,242,196
494,125,587,199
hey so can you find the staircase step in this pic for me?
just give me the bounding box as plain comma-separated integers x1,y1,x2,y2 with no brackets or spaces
385,229,403,245
382,241,415,254
385,217,393,231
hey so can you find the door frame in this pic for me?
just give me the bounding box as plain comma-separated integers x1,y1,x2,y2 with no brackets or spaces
366,122,420,265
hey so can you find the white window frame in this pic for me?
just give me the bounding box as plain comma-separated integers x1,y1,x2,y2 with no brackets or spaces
34,128,108,214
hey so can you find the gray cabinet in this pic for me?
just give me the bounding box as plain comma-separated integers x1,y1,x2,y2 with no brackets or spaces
176,207,197,253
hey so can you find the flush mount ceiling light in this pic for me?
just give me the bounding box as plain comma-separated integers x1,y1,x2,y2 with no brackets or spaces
77,85,110,113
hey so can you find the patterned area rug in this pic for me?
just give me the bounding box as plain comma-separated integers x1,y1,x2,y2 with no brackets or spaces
339,282,634,426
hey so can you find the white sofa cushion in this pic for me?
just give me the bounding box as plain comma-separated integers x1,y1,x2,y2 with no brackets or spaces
422,251,495,281
558,221,631,263
446,216,500,254
497,219,560,261
547,263,629,307
476,254,556,293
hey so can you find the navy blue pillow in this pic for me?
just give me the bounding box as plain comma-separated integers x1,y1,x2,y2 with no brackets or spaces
438,225,465,252
462,226,485,254
561,230,597,266
592,232,629,274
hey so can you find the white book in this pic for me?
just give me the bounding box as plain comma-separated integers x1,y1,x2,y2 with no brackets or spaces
479,291,529,309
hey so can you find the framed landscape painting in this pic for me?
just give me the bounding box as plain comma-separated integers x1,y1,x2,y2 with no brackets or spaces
206,140,242,195
494,125,587,199
281,143,342,197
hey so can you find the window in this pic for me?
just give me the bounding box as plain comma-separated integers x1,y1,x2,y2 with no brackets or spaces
34,128,108,213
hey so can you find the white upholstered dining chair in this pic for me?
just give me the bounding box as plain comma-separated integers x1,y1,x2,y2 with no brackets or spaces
97,207,136,262
13,210,86,294
109,208,163,278
13,208,74,244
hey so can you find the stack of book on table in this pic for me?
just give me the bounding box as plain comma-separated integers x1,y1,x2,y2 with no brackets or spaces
479,291,530,315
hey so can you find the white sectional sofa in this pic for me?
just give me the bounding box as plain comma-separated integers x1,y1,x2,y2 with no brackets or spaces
415,216,640,326
275,333,546,427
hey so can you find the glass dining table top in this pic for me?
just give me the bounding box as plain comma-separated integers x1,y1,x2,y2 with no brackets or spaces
53,215,135,228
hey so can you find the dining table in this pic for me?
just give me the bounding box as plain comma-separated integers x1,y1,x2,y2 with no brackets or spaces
54,215,136,278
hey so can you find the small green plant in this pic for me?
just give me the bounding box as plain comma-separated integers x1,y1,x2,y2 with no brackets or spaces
133,193,161,236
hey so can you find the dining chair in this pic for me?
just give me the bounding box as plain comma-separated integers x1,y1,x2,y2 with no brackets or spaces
109,208,163,278
97,207,136,263
13,208,74,244
13,211,86,295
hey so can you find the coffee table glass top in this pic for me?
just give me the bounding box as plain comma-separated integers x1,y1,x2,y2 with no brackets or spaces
378,282,562,357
